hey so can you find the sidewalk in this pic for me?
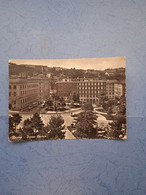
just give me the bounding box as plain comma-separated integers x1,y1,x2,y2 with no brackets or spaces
65,129,76,139
46,107,81,114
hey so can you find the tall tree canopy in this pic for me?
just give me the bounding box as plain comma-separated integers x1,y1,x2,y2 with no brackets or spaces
45,115,65,140
75,110,97,138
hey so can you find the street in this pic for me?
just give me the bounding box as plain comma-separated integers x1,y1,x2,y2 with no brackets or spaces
97,114,113,128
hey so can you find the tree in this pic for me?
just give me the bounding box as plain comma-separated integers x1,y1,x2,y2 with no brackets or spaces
102,99,117,111
82,102,93,111
72,93,77,102
45,99,53,107
107,107,113,116
21,118,34,139
75,110,97,138
72,93,79,103
46,115,65,139
31,113,44,133
22,113,44,139
9,116,15,137
109,95,126,139
12,113,22,131
9,114,22,139
9,116,14,131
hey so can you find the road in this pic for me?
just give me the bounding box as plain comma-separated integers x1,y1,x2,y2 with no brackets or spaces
64,129,76,139
96,114,113,128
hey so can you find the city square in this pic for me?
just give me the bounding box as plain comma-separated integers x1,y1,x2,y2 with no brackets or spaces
9,57,126,141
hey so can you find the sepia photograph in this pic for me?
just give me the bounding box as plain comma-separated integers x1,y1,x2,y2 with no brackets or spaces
9,57,126,142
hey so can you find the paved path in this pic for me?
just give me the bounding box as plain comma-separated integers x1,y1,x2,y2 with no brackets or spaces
97,114,113,128
64,129,76,139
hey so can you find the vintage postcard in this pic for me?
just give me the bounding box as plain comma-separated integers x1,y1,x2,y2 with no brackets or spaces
9,57,126,142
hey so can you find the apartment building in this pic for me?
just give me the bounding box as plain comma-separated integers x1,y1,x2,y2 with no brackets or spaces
55,79,125,104
78,80,106,104
114,83,123,98
106,80,124,99
9,76,50,111
55,80,78,97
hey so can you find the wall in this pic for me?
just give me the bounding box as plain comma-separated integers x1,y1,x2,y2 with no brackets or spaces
0,0,146,194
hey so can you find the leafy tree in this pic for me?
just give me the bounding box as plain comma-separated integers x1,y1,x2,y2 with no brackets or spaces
72,93,79,103
102,99,117,111
99,92,106,104
9,116,14,131
72,93,77,102
45,99,53,107
9,114,22,139
9,116,15,137
21,113,44,139
46,115,65,139
9,113,22,133
107,107,113,116
31,113,44,133
21,118,34,139
82,103,93,111
109,95,126,139
75,110,97,138
12,113,22,131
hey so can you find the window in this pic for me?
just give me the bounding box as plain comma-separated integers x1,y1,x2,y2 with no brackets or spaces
14,92,17,96
9,92,11,96
9,85,11,89
13,85,16,89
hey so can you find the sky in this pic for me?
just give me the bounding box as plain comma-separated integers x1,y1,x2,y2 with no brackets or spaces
9,56,125,70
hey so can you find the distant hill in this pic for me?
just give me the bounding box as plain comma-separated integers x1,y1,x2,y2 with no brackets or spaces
9,63,125,81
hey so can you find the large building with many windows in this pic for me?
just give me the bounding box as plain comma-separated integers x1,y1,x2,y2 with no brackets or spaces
78,79,106,104
55,78,125,104
9,76,50,111
55,80,78,97
106,80,124,99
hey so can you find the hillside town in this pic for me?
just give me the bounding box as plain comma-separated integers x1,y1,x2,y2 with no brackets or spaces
9,61,126,141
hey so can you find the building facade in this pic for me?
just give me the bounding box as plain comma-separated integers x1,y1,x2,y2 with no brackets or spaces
114,83,123,98
55,79,125,104
9,76,50,111
56,81,78,97
78,80,106,104
106,80,124,99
